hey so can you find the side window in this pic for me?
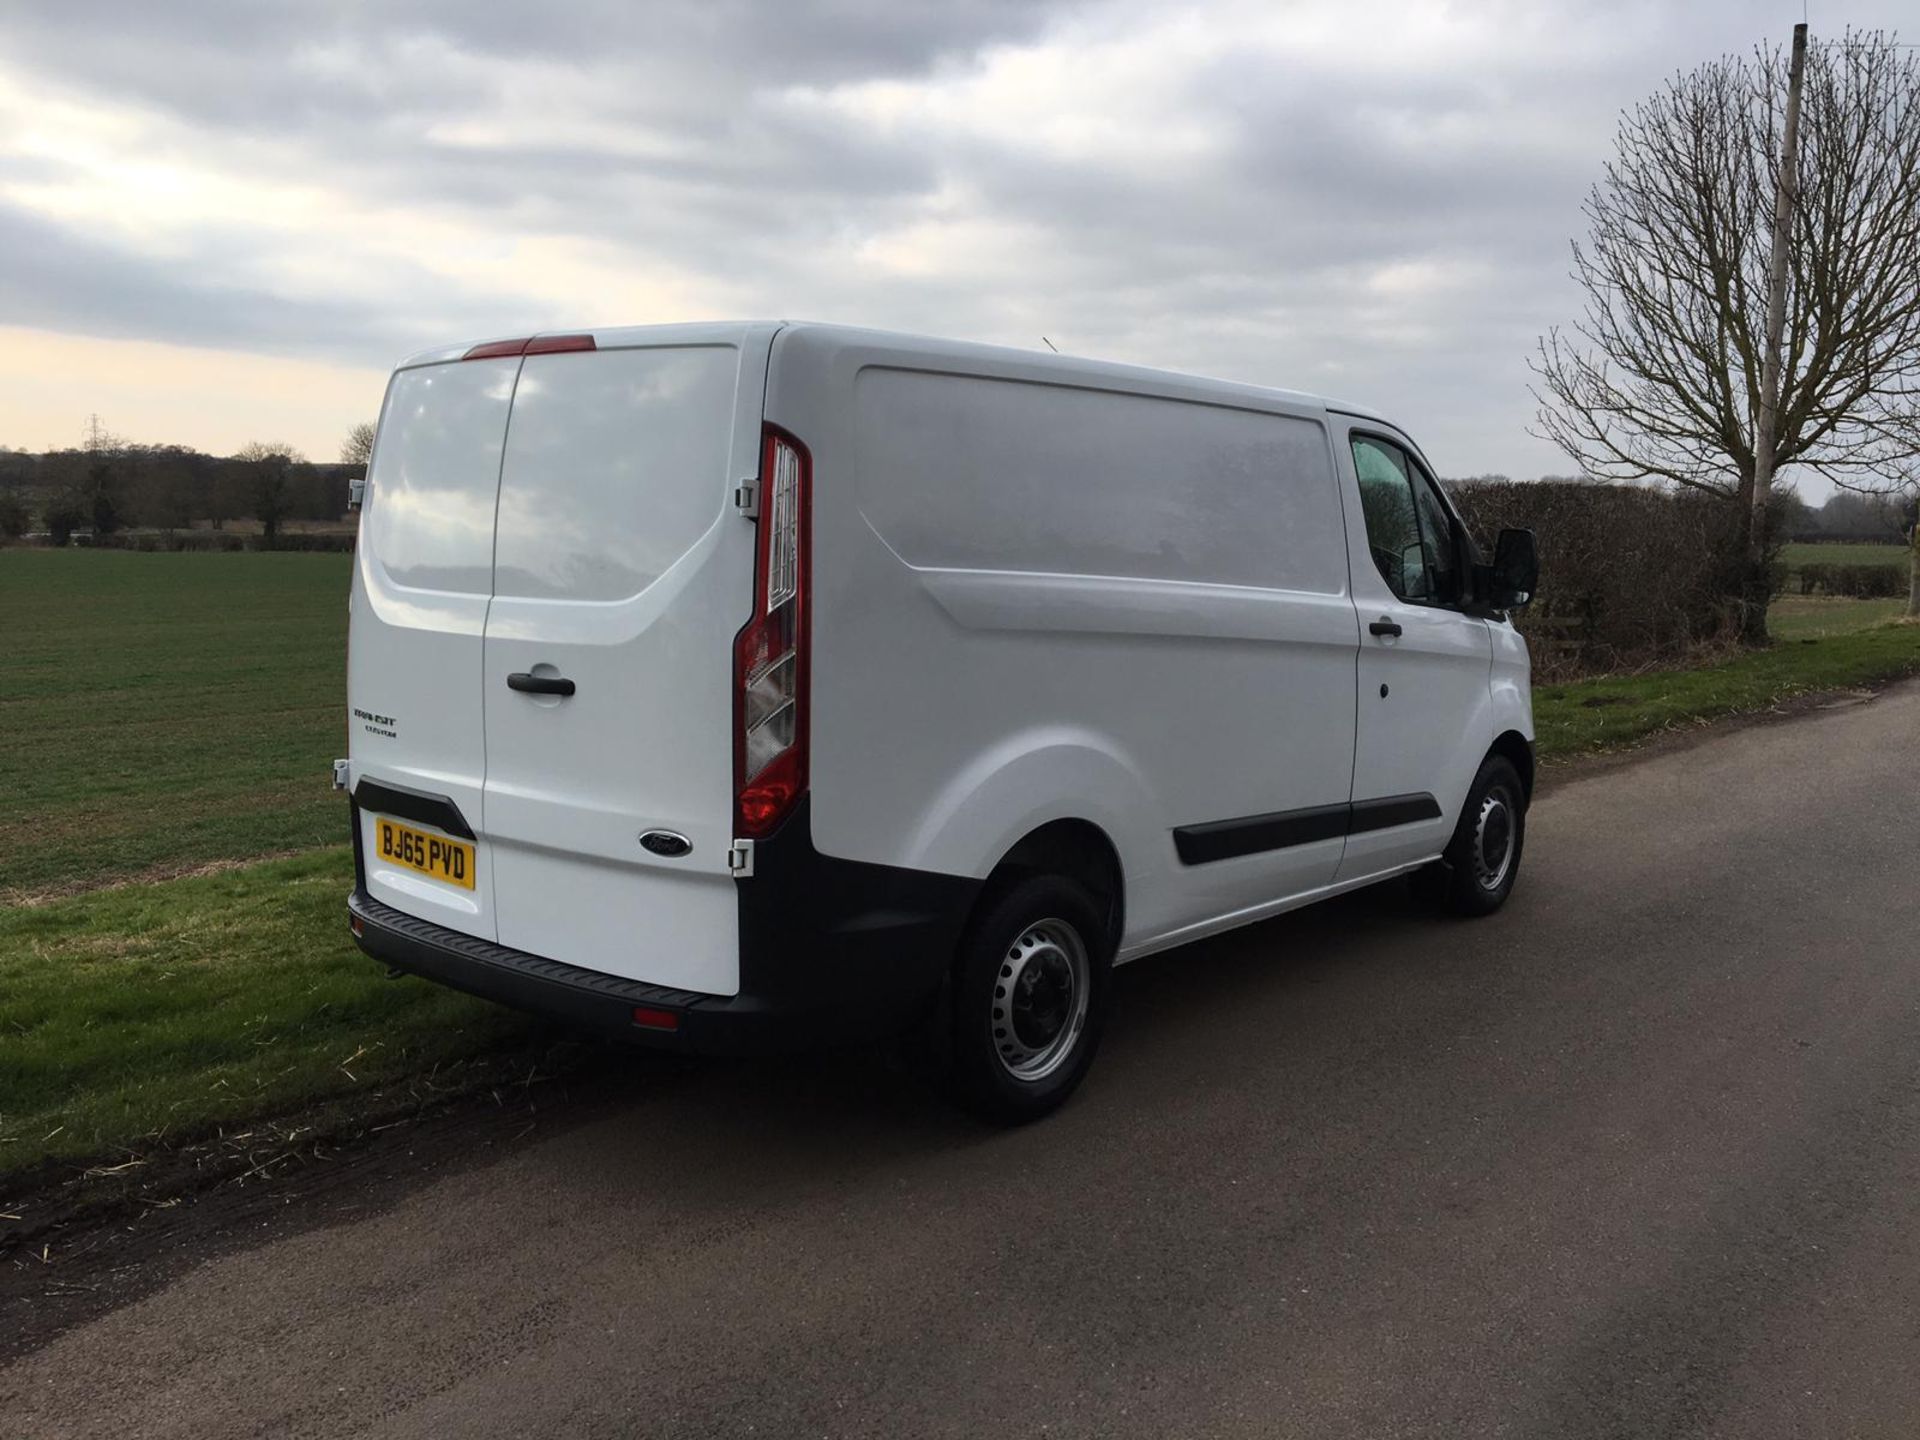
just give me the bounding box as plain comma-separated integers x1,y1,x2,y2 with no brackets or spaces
1350,435,1462,606
1351,436,1427,600
1408,464,1461,605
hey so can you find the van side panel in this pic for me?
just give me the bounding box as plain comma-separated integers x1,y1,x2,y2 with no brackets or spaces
767,329,1361,957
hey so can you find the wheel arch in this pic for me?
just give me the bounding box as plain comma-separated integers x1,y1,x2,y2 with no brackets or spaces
986,818,1126,954
1487,729,1536,802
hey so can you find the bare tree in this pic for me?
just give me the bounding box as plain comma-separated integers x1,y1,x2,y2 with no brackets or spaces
1910,506,1920,617
340,421,376,470
1532,31,1920,640
232,440,306,546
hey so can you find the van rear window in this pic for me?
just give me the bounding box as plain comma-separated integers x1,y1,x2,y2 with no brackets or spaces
492,345,739,603
366,360,518,594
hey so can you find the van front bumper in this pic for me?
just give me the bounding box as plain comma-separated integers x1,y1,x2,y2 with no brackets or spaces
347,798,981,1055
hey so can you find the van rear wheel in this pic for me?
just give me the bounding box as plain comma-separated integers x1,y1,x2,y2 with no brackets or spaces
947,875,1110,1124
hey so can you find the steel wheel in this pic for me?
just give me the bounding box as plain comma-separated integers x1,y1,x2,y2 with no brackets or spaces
1470,783,1518,893
989,918,1091,1083
1420,753,1527,917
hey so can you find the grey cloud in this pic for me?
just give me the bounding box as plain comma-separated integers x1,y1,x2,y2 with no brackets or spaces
3,1,1051,135
6,0,1914,478
0,200,516,359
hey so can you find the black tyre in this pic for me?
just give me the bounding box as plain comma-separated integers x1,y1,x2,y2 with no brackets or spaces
947,874,1111,1124
1419,755,1527,917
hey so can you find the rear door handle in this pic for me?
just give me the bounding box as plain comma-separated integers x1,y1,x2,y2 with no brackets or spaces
1369,619,1403,638
507,672,576,697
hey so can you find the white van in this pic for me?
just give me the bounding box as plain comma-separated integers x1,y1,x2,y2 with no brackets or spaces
341,322,1538,1120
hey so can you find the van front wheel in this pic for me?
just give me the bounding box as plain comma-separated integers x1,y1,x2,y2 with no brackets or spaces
1417,754,1527,917
948,875,1111,1124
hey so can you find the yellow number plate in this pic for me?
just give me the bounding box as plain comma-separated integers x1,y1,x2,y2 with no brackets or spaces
374,818,475,890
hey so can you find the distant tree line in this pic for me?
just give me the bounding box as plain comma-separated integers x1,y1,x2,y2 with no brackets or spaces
0,423,374,546
1450,475,1916,546
1779,487,1917,544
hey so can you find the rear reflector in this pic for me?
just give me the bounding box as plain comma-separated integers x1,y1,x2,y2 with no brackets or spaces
632,1006,681,1032
462,334,597,360
349,914,364,938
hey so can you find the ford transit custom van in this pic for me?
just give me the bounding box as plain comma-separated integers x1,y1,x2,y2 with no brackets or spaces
341,322,1538,1120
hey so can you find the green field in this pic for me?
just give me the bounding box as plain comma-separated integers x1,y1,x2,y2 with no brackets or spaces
1782,540,1909,573
0,550,350,900
3,550,1919,1181
1767,594,1909,640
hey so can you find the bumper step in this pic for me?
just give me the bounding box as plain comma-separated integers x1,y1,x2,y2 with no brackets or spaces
349,890,713,1041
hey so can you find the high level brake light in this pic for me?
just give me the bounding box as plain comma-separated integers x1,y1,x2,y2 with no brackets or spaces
461,334,596,360
734,428,810,838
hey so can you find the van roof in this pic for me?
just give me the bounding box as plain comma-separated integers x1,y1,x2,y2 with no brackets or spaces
395,320,1396,429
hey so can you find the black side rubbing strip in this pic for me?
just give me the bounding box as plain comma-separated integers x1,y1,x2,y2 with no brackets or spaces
1173,802,1350,865
1173,792,1442,865
351,778,476,840
1348,792,1443,834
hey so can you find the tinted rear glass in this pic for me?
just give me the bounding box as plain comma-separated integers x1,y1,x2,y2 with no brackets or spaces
492,345,739,603
366,359,518,594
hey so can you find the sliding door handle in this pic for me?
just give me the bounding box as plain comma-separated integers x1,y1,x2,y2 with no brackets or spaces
1368,619,1403,638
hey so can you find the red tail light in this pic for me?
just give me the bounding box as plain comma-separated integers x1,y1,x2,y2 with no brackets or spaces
734,427,810,838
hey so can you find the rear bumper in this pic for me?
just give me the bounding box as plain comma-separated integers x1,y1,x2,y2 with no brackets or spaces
347,797,980,1055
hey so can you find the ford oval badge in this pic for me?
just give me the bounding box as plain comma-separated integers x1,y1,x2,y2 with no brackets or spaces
639,830,692,858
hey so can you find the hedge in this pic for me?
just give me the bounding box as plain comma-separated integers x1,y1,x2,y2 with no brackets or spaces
1449,480,1775,681
1797,561,1906,598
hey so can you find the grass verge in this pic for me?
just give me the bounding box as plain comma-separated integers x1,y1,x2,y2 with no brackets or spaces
0,848,541,1179
1767,594,1909,640
1535,617,1920,757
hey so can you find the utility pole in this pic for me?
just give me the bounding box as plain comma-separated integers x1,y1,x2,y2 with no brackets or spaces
1748,21,1808,639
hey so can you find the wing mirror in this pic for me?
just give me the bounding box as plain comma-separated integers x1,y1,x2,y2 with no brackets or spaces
1487,528,1538,611
1398,541,1427,599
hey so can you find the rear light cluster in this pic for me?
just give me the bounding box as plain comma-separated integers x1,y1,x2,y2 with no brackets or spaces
734,428,810,838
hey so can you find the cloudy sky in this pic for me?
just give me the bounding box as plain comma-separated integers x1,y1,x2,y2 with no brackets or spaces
0,0,1900,480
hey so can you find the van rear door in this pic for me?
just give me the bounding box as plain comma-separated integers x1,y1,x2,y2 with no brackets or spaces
481,329,769,995
350,355,518,942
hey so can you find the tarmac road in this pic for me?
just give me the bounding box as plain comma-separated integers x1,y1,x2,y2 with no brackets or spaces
5,682,1920,1438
